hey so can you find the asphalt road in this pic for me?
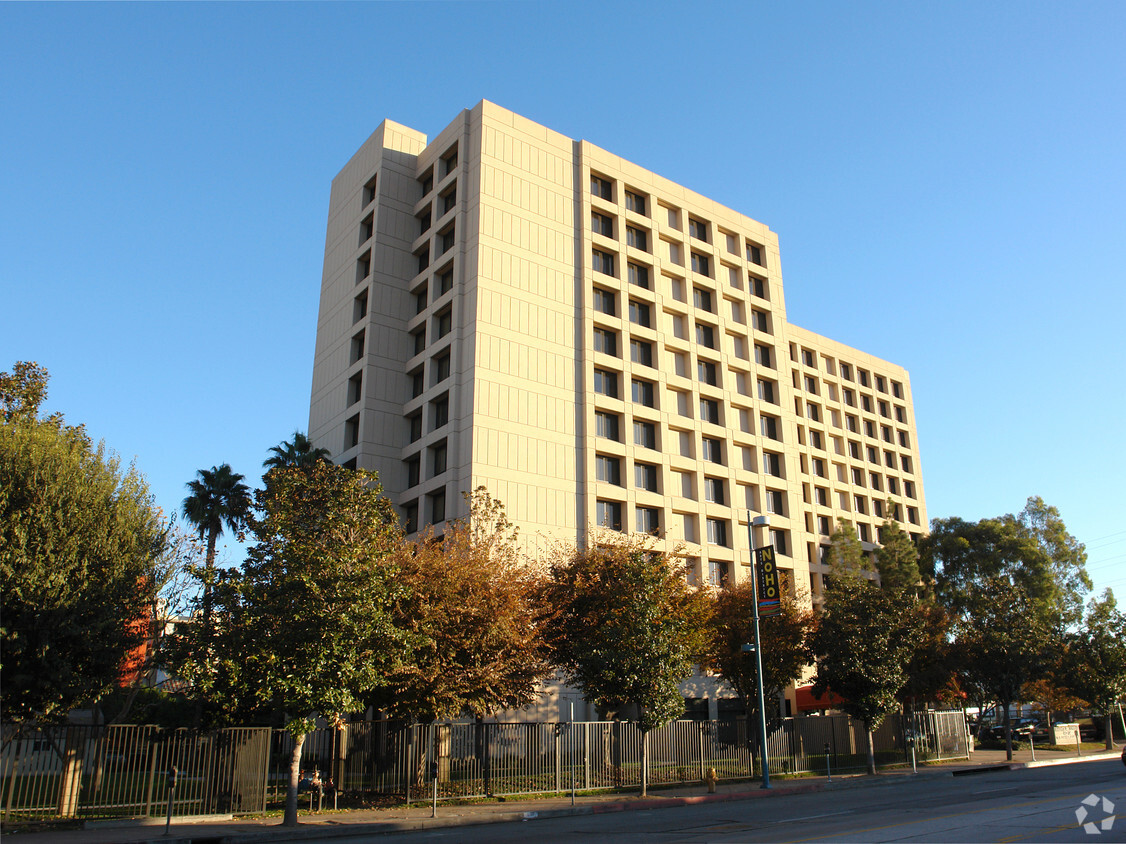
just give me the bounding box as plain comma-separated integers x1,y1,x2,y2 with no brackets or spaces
355,760,1126,843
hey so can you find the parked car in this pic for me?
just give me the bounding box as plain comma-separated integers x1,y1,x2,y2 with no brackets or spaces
989,718,1039,742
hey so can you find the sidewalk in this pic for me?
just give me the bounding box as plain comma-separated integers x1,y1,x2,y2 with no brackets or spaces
6,746,1121,844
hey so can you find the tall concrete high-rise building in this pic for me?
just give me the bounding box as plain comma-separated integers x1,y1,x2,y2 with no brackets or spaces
309,100,927,611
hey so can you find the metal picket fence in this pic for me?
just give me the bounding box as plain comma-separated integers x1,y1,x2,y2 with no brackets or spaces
277,710,969,801
2,711,967,821
1,724,271,823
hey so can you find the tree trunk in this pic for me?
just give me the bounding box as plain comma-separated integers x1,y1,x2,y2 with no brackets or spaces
1002,704,1012,762
1105,711,1114,752
864,725,876,776
283,732,306,827
640,731,648,797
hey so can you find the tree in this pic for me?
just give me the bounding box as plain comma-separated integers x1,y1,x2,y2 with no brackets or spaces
703,582,813,757
376,489,550,722
0,360,53,423
807,576,921,774
925,499,1090,633
1,364,164,722
953,579,1052,760
263,431,331,474
875,513,921,594
542,541,711,796
181,464,251,634
1059,589,1126,750
826,518,871,580
175,462,411,827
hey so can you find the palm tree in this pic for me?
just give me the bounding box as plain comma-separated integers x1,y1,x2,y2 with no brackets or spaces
263,431,332,474
182,464,252,616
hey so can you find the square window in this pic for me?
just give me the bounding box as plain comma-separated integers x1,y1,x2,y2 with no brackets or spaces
360,213,375,244
347,372,362,406
751,309,769,332
707,518,728,547
840,363,853,381
688,217,709,242
757,379,776,403
591,174,613,200
693,287,714,312
431,395,449,429
433,353,450,385
746,242,764,265
403,500,418,533
353,290,368,323
698,359,717,386
629,299,651,327
699,398,720,424
596,499,622,531
625,190,647,215
420,169,433,195
702,436,723,464
344,413,360,450
763,451,782,477
442,145,458,175
695,323,716,349
416,287,428,314
411,369,424,398
691,252,711,276
350,330,365,364
635,462,658,492
438,267,454,297
770,528,788,555
429,489,446,523
754,344,773,368
430,441,447,476
413,329,426,356
435,309,452,339
593,368,618,398
440,226,455,254
592,249,615,276
749,275,767,299
416,207,431,237
630,339,654,367
628,262,651,289
593,327,618,357
408,413,422,443
636,506,660,535
362,174,379,206
596,454,622,485
632,378,655,407
442,187,457,215
593,287,616,316
760,414,780,441
627,226,648,250
634,420,656,449
595,410,620,441
765,488,786,515
704,477,725,505
592,212,614,237
405,455,420,488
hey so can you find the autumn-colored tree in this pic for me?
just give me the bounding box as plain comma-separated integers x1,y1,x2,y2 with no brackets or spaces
543,540,711,796
703,582,813,735
376,489,550,722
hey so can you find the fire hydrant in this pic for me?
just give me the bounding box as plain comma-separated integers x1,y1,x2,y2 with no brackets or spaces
705,767,718,793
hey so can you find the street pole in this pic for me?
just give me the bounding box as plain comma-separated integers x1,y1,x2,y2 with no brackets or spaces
746,512,771,789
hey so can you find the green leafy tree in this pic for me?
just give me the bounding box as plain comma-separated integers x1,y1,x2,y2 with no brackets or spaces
953,578,1052,760
542,540,710,796
875,512,921,594
376,489,550,722
826,519,871,581
1,363,164,722
1059,589,1126,750
808,576,921,774
925,499,1090,632
263,431,331,475
173,463,411,826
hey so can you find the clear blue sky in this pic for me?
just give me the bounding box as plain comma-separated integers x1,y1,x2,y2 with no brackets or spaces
3,2,1123,598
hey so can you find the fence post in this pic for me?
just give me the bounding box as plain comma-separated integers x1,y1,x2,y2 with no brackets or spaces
698,723,707,782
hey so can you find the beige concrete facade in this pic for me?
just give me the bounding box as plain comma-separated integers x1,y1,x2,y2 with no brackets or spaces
309,100,927,608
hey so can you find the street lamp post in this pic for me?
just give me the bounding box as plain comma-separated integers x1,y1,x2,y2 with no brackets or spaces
745,512,772,789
